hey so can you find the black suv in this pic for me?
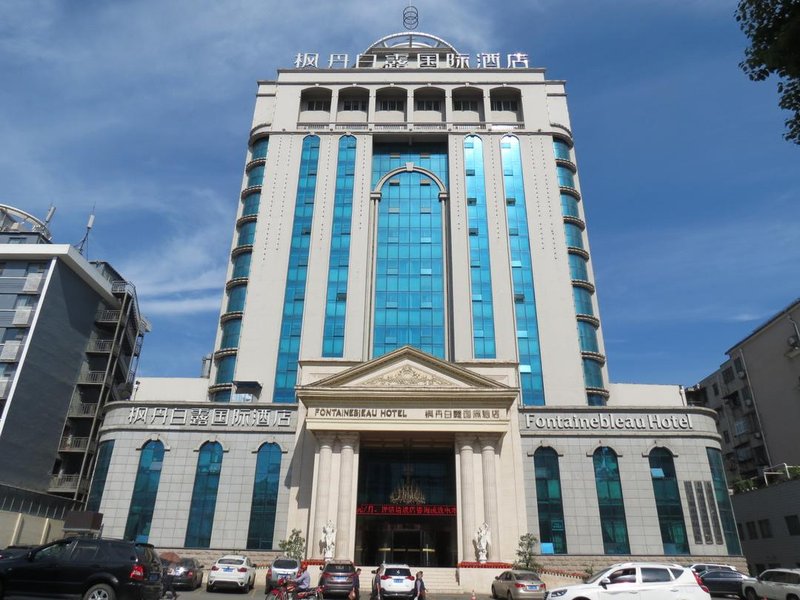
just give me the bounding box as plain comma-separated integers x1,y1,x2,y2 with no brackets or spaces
0,537,162,600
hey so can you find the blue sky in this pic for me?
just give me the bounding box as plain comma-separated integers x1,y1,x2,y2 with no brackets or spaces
1,0,797,386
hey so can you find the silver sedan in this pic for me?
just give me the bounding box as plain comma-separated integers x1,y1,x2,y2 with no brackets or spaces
491,570,547,600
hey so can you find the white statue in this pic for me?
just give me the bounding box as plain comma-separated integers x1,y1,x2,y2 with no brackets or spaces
476,522,491,562
322,520,336,558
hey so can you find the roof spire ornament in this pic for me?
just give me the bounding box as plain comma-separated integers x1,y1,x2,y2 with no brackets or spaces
403,5,418,30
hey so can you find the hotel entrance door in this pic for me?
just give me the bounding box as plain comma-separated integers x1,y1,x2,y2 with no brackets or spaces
392,529,421,565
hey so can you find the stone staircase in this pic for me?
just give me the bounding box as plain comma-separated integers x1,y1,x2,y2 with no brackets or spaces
420,568,461,593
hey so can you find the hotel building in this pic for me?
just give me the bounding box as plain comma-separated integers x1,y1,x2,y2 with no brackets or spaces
91,31,742,579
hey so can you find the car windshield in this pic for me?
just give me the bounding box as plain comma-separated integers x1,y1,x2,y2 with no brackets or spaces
274,559,298,569
585,570,611,584
326,564,355,573
515,572,540,581
180,559,195,567
219,558,244,565
385,568,411,577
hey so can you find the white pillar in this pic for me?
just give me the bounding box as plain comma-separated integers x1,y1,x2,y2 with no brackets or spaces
457,435,477,561
480,435,500,561
312,433,336,558
335,433,358,559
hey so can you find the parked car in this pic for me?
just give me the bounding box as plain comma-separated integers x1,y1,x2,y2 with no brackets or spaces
700,570,748,598
491,570,546,600
168,558,204,590
206,555,256,592
0,545,35,560
375,564,415,600
0,537,162,600
741,568,800,600
547,563,711,600
319,560,356,597
691,564,740,575
267,556,301,588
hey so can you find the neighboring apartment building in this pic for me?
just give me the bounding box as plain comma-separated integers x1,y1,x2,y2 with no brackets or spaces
91,29,741,581
0,204,147,545
687,298,800,571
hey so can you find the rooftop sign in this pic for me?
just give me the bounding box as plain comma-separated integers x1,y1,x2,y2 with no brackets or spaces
293,51,531,70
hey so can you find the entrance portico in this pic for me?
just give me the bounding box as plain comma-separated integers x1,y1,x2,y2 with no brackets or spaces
294,347,523,566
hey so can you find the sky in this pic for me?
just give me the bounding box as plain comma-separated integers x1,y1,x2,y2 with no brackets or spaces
0,0,797,387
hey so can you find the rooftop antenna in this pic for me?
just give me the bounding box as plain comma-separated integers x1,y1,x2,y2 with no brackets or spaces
44,205,56,226
403,5,418,30
76,207,95,257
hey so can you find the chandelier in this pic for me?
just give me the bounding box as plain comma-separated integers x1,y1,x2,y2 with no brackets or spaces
390,464,426,505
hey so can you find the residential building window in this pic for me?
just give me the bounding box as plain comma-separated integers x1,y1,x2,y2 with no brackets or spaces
377,99,404,111
593,446,630,554
124,440,164,542
415,99,440,111
534,447,567,553
341,99,367,111
746,521,758,539
453,99,479,111
722,367,735,383
785,514,800,535
185,442,224,548
247,442,282,549
758,519,773,538
303,100,330,111
491,99,517,111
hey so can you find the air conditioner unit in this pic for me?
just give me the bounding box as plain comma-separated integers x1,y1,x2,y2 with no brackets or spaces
788,335,799,348
737,370,746,379
744,398,753,407
754,432,762,439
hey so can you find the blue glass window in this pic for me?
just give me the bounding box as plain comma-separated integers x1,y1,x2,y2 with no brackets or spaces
237,221,256,246
587,393,606,406
706,448,742,554
577,320,599,353
564,223,584,249
553,139,571,161
568,253,589,281
583,357,604,388
124,440,164,542
215,355,236,385
534,447,567,554
557,165,576,188
501,136,545,405
251,137,269,160
593,447,630,554
242,192,260,217
247,443,282,549
464,136,496,358
322,136,357,357
87,440,114,512
246,165,265,188
649,448,689,555
213,390,231,403
232,252,252,279
372,143,448,359
220,319,242,349
227,284,247,313
185,442,224,548
560,193,580,219
572,287,594,316
274,136,320,403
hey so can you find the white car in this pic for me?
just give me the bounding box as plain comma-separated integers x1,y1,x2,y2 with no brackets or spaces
742,568,800,600
207,554,256,592
377,564,416,600
547,563,711,600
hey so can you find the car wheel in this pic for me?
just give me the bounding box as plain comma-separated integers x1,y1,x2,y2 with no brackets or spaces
83,583,116,600
207,584,214,593
744,589,758,600
491,587,497,599
508,591,514,600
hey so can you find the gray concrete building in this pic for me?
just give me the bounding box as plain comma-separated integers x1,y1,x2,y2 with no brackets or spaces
90,30,743,587
0,204,147,546
688,298,800,571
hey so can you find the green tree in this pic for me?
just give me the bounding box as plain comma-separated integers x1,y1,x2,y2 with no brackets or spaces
736,0,800,144
514,533,541,571
278,529,306,561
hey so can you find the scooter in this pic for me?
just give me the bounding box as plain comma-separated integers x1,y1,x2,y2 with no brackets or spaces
266,577,323,600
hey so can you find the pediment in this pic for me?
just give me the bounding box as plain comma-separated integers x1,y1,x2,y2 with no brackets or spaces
300,346,510,392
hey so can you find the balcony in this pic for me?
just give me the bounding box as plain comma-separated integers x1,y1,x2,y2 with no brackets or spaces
49,474,89,494
86,339,114,353
68,401,99,418
78,371,109,385
59,436,92,452
95,309,121,324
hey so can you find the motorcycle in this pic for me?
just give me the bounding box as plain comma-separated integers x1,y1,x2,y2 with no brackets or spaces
266,577,323,600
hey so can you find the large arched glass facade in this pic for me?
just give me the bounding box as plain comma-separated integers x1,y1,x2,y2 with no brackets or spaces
372,143,447,359
648,448,689,554
533,447,567,554
185,442,224,548
247,443,283,549
592,446,630,554
124,440,164,542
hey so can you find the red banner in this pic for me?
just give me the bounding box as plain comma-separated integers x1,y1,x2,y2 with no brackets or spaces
356,503,456,516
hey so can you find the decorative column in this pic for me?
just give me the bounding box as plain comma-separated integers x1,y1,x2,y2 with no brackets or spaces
457,435,477,561
479,435,500,561
312,433,336,558
335,433,358,559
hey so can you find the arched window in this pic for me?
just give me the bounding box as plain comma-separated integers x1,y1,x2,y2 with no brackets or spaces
593,447,630,554
534,447,567,553
247,443,283,549
185,442,224,547
649,448,689,554
124,440,164,542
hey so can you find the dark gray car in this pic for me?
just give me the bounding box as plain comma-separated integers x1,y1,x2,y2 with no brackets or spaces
700,570,747,598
